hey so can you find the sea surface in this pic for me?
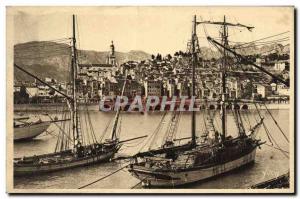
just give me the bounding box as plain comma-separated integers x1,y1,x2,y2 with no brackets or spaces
13,108,291,189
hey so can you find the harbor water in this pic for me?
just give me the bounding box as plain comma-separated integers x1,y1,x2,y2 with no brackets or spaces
13,108,290,189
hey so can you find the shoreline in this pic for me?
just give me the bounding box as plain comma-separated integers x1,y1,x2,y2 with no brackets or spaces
13,102,290,112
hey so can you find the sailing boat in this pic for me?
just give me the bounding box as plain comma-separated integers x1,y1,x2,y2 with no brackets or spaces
14,115,50,141
127,15,267,187
13,15,135,176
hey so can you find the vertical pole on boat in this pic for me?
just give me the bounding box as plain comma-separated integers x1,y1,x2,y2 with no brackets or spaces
111,73,127,140
191,15,197,147
71,14,80,148
220,15,228,141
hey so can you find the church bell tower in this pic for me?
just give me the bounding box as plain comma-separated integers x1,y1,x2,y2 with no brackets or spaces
107,40,116,66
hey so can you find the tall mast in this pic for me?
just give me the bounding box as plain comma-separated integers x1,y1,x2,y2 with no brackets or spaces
220,15,228,141
191,15,197,147
197,16,255,141
111,78,127,140
71,14,81,148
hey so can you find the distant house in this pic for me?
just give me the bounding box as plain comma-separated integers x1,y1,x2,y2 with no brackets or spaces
277,84,290,96
282,70,290,80
146,80,162,97
26,85,39,97
78,63,116,80
256,84,272,98
270,82,277,90
273,61,286,72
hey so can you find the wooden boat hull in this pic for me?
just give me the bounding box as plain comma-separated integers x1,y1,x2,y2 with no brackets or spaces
14,148,118,176
128,149,256,187
14,122,50,141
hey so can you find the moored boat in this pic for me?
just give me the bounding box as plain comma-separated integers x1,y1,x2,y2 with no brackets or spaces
127,15,270,187
14,140,119,176
14,119,50,141
14,15,145,176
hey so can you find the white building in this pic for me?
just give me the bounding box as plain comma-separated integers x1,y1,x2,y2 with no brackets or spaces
274,61,286,72
277,84,290,96
256,84,272,98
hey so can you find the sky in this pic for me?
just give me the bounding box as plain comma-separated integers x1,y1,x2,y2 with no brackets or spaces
7,6,293,55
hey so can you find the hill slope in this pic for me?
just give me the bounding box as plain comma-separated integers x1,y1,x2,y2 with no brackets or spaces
14,41,151,82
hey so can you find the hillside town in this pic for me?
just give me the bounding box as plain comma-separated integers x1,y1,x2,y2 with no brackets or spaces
14,41,290,104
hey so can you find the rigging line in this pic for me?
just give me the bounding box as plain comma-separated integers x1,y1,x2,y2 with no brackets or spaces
20,37,72,43
15,52,71,59
243,110,252,129
264,143,289,154
78,164,130,189
173,111,182,140
250,44,290,56
14,49,71,57
99,116,114,142
15,46,72,53
233,39,290,50
148,112,168,150
42,130,58,138
202,108,208,133
82,109,91,146
55,127,62,152
139,112,167,152
131,180,144,189
66,110,71,150
15,41,71,50
15,43,71,50
254,103,273,144
234,31,290,48
266,134,289,159
79,113,86,146
235,108,246,134
83,106,93,145
14,47,71,55
47,114,74,143
230,37,290,46
263,103,289,143
60,110,67,151
117,113,122,139
15,49,72,56
163,112,176,142
255,104,288,159
240,37,290,45
86,104,97,144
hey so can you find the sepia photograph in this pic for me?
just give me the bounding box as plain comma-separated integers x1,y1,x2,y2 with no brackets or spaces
6,6,295,193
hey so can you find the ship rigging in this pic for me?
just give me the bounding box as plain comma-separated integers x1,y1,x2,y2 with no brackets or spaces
13,15,146,176
124,15,287,188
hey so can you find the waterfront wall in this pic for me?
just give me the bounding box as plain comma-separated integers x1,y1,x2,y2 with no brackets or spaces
14,102,290,112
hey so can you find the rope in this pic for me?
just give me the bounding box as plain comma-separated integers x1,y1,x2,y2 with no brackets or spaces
264,143,289,154
47,114,73,144
233,31,290,48
254,104,273,143
254,104,288,159
78,164,130,189
263,103,289,143
86,104,98,144
131,181,143,189
146,112,168,150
